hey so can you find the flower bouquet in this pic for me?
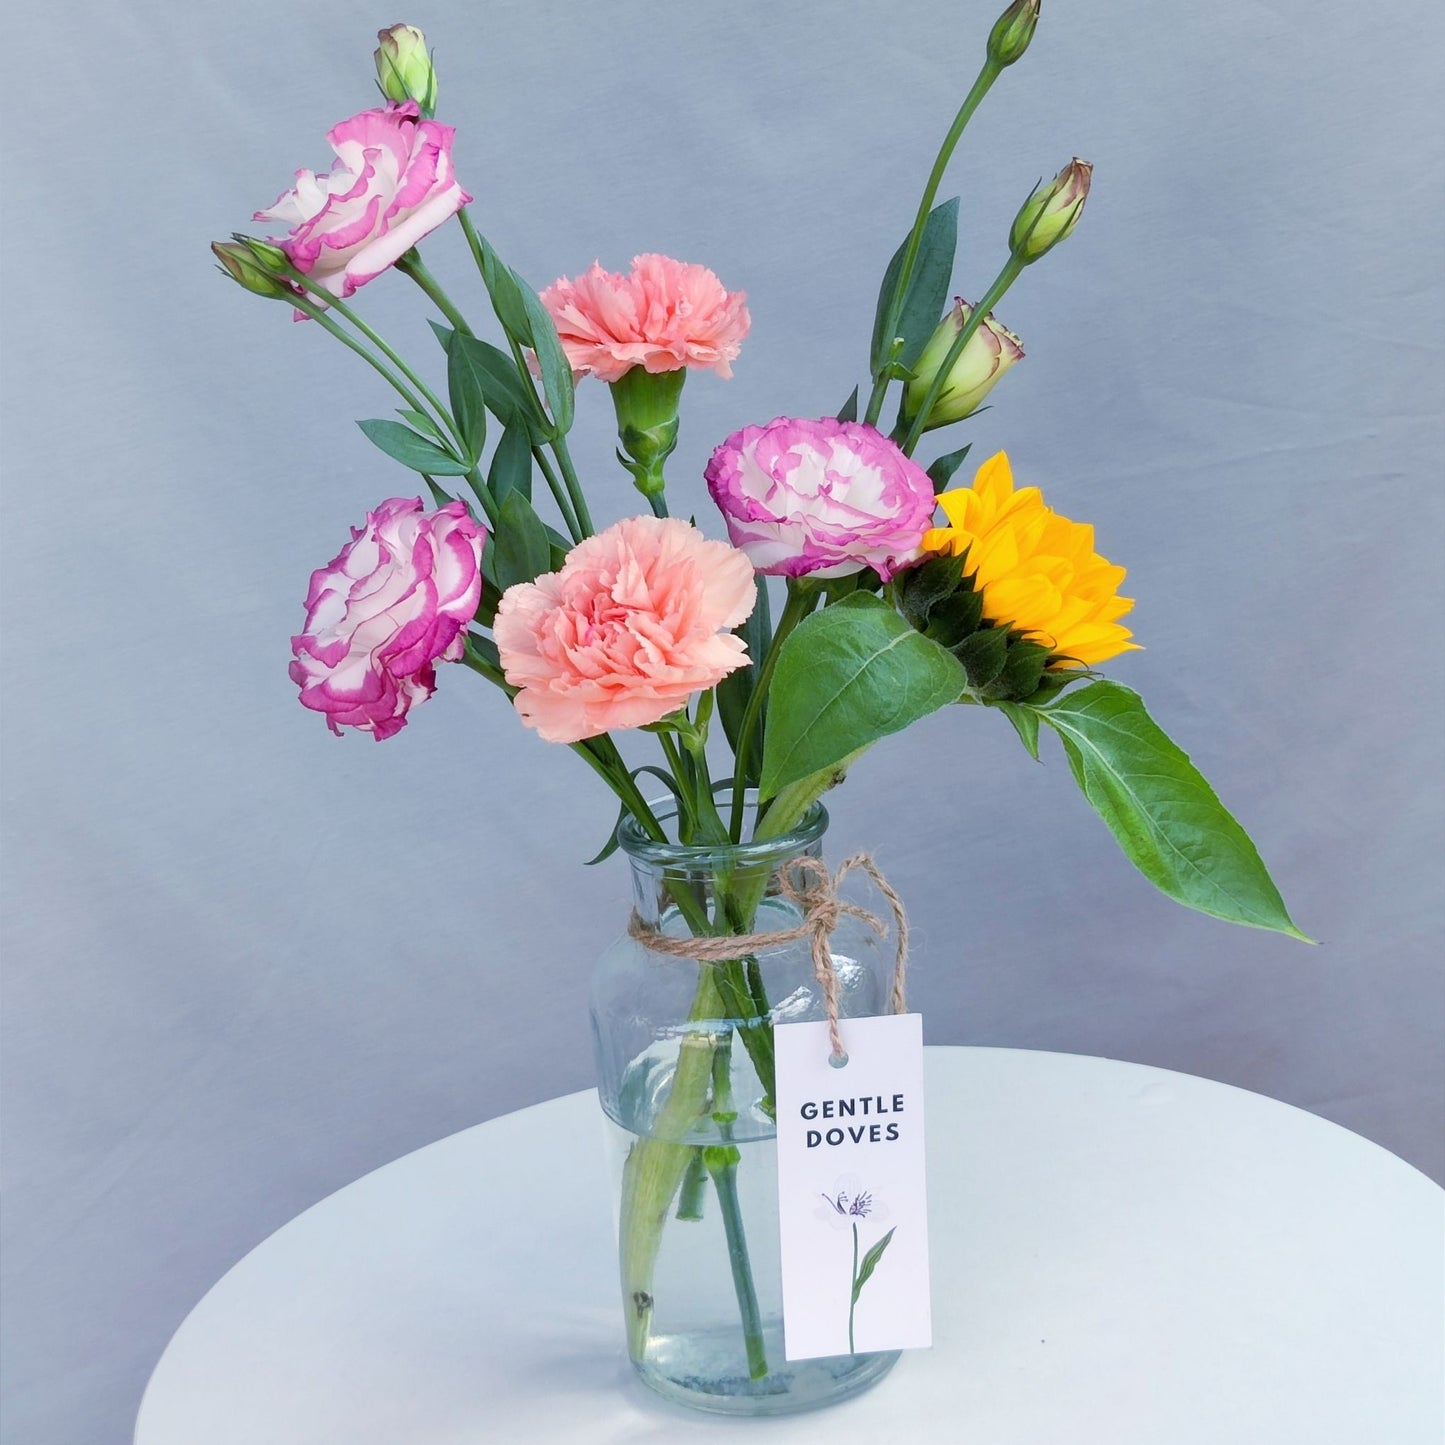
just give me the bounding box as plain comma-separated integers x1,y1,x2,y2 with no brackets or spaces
214,5,1306,1417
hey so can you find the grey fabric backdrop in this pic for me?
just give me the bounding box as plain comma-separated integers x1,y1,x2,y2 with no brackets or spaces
2,1,1442,1441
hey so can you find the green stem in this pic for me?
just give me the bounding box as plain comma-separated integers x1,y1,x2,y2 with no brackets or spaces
864,58,1003,428
531,446,583,543
463,467,501,530
899,252,1025,454
728,582,819,841
704,1141,769,1380
680,728,730,844
656,731,699,841
550,433,595,536
396,251,474,335
398,243,585,546
295,283,461,458
619,967,727,1361
675,1148,708,1221
849,1222,859,1355
455,208,595,539
289,295,443,436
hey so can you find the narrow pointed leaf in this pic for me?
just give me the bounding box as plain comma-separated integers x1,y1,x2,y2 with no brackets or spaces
1036,681,1310,939
488,490,553,591
870,198,959,375
996,700,1041,760
446,328,490,462
717,576,773,786
397,407,445,440
441,329,541,432
488,424,534,504
852,1227,896,1301
520,282,575,435
837,386,860,423
357,419,470,476
760,594,966,799
927,444,972,493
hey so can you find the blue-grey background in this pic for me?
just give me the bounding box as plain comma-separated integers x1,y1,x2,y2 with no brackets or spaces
2,1,1442,1440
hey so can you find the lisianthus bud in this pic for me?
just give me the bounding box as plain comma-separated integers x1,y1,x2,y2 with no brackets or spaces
987,0,1040,67
374,24,437,116
1010,159,1092,262
904,299,1023,429
211,240,290,299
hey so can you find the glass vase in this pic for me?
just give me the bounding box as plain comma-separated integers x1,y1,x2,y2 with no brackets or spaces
589,795,902,1415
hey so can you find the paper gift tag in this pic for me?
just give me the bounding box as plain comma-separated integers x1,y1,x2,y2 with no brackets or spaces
773,1013,932,1360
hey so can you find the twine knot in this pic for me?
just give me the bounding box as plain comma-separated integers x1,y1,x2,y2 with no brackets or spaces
627,852,908,1065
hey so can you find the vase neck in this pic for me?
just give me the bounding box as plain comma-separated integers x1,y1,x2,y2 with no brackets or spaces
619,794,829,933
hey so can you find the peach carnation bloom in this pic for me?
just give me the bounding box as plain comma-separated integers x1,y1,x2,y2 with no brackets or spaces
494,515,756,744
539,254,750,383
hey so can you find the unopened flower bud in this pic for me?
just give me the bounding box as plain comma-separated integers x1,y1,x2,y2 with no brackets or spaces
211,240,290,299
905,299,1024,429
1010,159,1092,262
988,0,1040,68
609,366,687,498
375,24,437,116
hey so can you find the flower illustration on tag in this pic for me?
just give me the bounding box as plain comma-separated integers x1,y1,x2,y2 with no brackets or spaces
817,1175,896,1354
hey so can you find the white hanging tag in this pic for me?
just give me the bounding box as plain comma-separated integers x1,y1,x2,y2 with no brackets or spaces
773,1013,932,1360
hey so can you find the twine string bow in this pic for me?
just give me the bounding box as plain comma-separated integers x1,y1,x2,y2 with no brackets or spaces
627,853,908,1064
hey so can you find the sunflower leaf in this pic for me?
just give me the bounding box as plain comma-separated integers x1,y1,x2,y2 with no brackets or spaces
1033,681,1311,939
760,595,965,800
995,700,1041,760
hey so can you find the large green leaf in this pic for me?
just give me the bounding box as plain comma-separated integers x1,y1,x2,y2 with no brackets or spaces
357,419,470,476
870,198,959,375
760,595,966,800
1035,681,1309,939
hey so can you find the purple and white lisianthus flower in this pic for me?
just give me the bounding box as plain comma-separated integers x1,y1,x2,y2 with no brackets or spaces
255,102,470,304
290,497,486,740
704,416,935,580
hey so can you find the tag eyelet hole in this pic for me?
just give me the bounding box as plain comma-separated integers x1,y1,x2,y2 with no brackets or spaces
828,1050,849,1069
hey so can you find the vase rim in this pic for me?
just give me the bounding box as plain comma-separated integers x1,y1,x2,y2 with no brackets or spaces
617,790,828,868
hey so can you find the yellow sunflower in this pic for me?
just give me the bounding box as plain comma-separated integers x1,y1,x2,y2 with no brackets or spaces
924,451,1138,668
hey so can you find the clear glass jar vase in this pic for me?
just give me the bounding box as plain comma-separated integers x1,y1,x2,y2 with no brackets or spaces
589,795,902,1415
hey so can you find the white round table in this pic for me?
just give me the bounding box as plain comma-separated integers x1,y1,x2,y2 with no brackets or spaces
135,1047,1444,1443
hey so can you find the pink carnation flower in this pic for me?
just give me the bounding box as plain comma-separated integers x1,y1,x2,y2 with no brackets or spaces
255,102,471,304
705,417,937,580
494,516,756,744
540,254,750,383
290,497,486,740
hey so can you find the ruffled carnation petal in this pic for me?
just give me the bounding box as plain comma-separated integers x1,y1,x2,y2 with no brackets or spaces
494,516,756,745
540,254,749,383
